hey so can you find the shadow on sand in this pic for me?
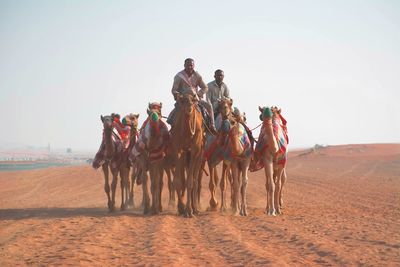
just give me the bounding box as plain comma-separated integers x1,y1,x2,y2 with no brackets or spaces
0,207,179,220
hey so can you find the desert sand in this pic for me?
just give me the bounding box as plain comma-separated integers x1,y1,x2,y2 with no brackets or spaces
0,144,399,266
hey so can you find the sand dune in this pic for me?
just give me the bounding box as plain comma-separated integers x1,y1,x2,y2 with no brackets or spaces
1,144,399,266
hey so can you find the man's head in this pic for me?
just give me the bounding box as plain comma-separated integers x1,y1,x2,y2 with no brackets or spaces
184,58,195,75
214,69,224,85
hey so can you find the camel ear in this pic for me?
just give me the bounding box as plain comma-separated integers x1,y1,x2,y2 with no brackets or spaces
229,98,233,105
100,115,104,122
135,114,139,118
259,106,263,112
148,102,152,109
160,102,162,108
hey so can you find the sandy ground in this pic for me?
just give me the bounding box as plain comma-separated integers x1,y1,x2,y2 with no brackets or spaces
0,144,399,266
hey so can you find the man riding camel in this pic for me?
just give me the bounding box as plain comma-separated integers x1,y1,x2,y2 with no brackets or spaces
167,58,217,134
206,69,230,119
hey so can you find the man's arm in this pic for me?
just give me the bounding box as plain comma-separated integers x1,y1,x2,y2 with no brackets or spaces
171,75,180,99
223,84,230,98
197,74,208,98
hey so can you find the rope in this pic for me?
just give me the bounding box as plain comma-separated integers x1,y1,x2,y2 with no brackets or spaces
202,119,216,136
188,107,196,136
250,122,262,131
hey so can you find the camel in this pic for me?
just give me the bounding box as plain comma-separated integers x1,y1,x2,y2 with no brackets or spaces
204,98,233,212
93,114,130,212
124,114,140,208
170,92,204,217
219,105,252,216
130,103,170,215
252,106,289,215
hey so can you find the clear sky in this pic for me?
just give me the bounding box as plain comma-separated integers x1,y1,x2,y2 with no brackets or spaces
1,0,399,152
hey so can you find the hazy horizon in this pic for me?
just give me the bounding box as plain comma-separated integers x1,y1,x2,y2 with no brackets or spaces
1,1,399,152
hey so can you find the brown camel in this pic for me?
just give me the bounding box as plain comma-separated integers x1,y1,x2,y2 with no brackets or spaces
225,121,252,216
171,92,204,217
252,106,289,215
124,114,140,208
93,114,128,212
204,98,233,212
130,103,170,215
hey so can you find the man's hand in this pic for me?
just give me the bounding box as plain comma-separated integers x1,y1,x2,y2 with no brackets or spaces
197,90,204,99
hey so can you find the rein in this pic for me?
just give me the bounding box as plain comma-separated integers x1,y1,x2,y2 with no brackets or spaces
188,107,196,136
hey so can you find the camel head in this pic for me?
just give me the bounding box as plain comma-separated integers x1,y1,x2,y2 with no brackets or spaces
258,106,274,121
147,102,163,117
178,93,196,115
127,113,140,130
232,107,247,124
218,97,233,119
100,115,113,130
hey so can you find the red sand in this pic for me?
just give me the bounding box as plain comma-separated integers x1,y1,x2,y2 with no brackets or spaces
0,144,399,266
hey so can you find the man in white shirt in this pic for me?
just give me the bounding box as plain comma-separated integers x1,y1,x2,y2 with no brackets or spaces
206,69,230,118
168,58,217,134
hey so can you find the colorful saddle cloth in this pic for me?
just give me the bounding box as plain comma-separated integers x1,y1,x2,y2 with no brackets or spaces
130,117,170,163
250,115,289,172
92,131,124,170
205,118,252,168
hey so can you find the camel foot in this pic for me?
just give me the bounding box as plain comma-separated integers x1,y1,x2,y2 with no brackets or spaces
240,208,248,216
178,202,185,215
128,197,134,207
232,207,240,216
151,208,160,215
207,205,218,212
185,211,195,218
265,210,276,216
120,204,126,211
232,211,240,216
240,205,248,216
220,205,228,213
143,206,151,215
168,200,176,208
209,199,218,209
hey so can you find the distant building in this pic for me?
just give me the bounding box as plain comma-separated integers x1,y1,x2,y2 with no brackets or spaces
66,148,72,153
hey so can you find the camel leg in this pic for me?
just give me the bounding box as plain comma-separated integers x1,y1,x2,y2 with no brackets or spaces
149,163,162,215
263,155,276,216
274,167,284,214
120,168,126,211
240,160,250,216
120,163,131,211
166,166,175,207
227,167,234,209
102,163,112,211
185,157,196,218
142,170,151,215
196,159,205,211
158,163,163,213
280,168,287,208
208,162,218,211
149,166,157,214
126,165,132,207
129,165,136,208
124,164,130,208
192,155,202,215
174,155,185,215
110,168,118,212
231,162,240,216
220,162,228,212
